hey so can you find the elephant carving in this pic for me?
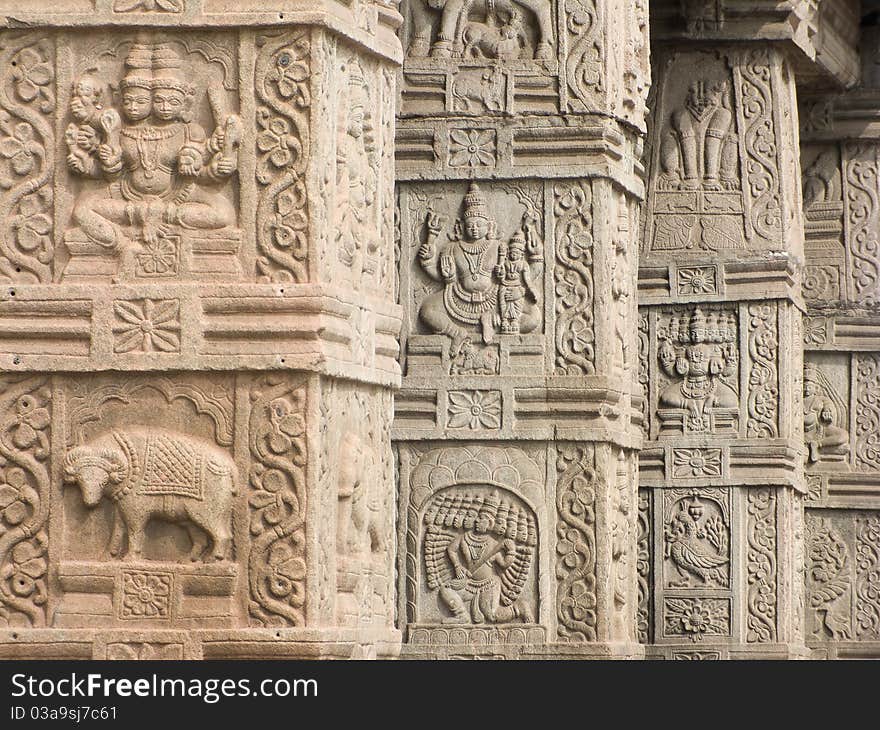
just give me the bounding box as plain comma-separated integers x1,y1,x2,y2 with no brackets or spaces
408,0,554,61
337,431,385,558
64,428,236,562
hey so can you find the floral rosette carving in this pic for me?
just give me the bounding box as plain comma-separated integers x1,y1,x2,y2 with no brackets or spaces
255,32,311,283
0,37,55,283
554,182,595,375
555,444,598,642
0,378,50,628
248,376,308,627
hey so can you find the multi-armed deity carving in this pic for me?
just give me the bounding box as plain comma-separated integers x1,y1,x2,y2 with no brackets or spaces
803,365,849,464
423,489,536,624
406,0,554,61
418,182,543,357
657,307,739,434
658,80,738,193
64,42,241,279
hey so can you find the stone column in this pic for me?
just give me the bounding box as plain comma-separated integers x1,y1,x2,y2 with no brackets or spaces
393,0,649,658
636,0,862,657
0,0,402,660
798,23,880,659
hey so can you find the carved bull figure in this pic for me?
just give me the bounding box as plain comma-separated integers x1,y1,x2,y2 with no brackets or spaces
64,428,236,562
408,0,554,61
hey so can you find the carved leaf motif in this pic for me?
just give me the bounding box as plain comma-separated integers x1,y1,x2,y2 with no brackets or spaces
555,444,598,642
636,490,651,644
738,53,782,242
746,303,779,438
746,488,777,643
565,0,603,111
0,378,50,629
844,144,880,302
554,183,595,375
855,355,880,471
855,516,880,639
0,38,54,283
255,32,311,283
247,377,309,627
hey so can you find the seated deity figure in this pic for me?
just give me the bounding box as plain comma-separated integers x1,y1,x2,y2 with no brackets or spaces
418,183,541,356
803,367,849,463
658,308,738,431
69,43,239,258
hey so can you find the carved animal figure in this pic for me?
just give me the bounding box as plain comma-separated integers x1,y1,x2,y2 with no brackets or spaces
408,0,553,60
64,428,236,562
450,69,505,112
462,10,524,60
337,431,386,557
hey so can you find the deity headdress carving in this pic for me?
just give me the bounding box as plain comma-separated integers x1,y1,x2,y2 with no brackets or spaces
463,182,490,221
803,365,846,412
119,43,194,95
121,43,154,91
150,44,195,96
668,307,736,345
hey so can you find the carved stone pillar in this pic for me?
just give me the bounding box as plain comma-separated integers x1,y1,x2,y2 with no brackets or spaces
393,0,648,658
798,24,880,659
638,42,809,658
0,1,402,660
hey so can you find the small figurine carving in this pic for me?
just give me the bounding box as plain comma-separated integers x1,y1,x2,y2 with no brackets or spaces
658,308,738,432
417,183,541,356
803,366,849,463
65,76,111,177
424,490,536,624
336,59,379,275
802,148,838,208
64,428,236,562
497,227,542,334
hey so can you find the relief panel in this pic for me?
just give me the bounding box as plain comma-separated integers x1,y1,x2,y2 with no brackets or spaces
54,373,241,628
399,180,549,378
59,31,243,283
644,49,794,258
402,444,548,645
805,509,880,644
